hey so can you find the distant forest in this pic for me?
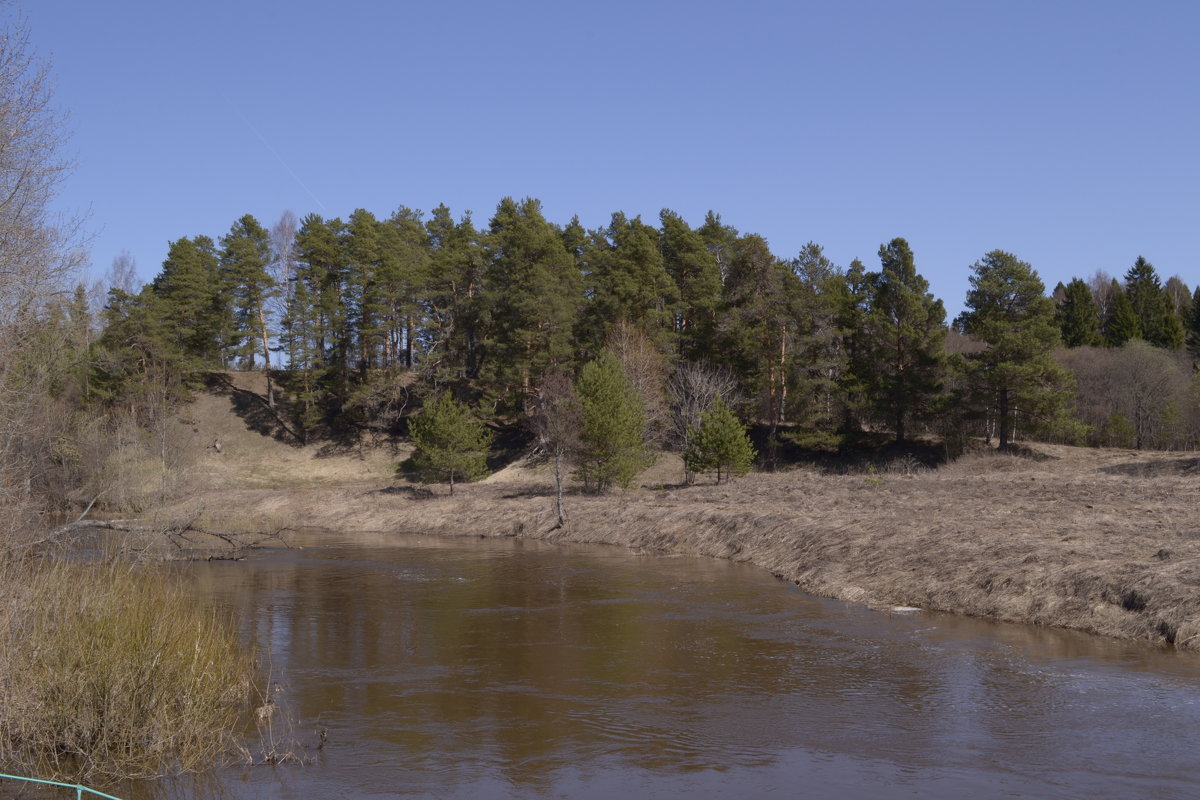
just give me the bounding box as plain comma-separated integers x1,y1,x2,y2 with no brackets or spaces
69,198,1199,472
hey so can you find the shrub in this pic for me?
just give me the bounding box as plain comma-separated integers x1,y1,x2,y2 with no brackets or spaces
574,353,651,492
408,393,492,494
683,398,755,483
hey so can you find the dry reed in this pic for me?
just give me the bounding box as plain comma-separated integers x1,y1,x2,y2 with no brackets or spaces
0,557,255,783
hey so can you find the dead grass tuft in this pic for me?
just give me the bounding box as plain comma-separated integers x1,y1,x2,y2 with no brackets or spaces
0,558,256,783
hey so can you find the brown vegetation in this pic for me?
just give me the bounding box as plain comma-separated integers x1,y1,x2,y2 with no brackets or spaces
0,558,255,782
150,378,1200,653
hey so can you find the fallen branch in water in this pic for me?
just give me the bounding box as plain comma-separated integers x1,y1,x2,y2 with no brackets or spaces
33,516,294,559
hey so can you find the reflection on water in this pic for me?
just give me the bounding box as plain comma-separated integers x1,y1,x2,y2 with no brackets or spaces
128,533,1200,799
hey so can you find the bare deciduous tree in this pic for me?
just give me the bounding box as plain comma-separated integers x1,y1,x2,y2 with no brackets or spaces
1087,270,1115,322
605,320,669,446
0,22,85,326
0,18,87,536
1057,342,1196,450
530,370,579,529
268,209,298,319
1164,275,1192,318
667,361,739,482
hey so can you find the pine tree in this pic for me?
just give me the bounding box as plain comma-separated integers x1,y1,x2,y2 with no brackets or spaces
382,206,432,368
149,235,229,369
956,250,1069,451
717,234,800,443
574,353,650,491
860,238,947,443
578,212,679,354
683,397,755,483
292,214,350,416
482,197,582,410
788,242,845,443
219,214,277,401
660,209,721,360
408,393,492,494
833,258,871,432
424,204,486,382
277,275,322,438
697,210,738,285
343,208,386,370
1055,277,1103,347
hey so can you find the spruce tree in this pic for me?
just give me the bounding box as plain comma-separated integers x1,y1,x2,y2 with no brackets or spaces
1124,256,1183,348
408,393,492,494
1187,287,1200,359
574,353,650,491
1103,279,1140,347
683,397,755,483
1055,277,1103,347
956,250,1069,451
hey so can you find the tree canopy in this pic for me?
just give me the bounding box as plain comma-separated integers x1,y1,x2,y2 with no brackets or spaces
84,195,1200,465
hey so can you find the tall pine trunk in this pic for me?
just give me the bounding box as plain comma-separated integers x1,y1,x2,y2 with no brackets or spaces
998,387,1010,451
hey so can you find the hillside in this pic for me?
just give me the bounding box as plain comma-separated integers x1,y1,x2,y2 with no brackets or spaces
150,373,1200,652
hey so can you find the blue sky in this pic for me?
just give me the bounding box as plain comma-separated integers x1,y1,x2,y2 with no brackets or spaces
24,0,1200,318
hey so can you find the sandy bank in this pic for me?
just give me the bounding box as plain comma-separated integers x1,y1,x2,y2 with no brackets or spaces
163,441,1200,652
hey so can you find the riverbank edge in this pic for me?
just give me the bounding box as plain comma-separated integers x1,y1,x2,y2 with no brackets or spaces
165,453,1200,653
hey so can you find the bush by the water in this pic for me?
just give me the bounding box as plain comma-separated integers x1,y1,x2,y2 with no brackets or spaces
0,558,255,782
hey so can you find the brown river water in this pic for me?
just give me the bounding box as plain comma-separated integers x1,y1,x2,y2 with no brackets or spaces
102,533,1200,798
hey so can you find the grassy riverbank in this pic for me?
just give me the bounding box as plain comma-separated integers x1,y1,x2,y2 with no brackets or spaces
139,378,1200,652
0,558,255,782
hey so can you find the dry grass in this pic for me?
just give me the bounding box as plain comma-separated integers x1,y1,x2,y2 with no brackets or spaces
150,377,1200,652
159,443,1200,652
0,558,256,782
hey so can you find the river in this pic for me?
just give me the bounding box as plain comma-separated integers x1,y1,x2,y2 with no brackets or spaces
147,532,1200,799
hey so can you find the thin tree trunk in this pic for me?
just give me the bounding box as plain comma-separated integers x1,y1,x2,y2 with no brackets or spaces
998,387,1010,451
257,304,274,408
778,331,788,424
405,314,414,368
553,448,567,528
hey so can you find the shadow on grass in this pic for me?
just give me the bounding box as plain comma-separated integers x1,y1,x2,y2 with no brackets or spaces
374,485,436,500
204,372,305,447
748,425,950,475
1099,456,1200,478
